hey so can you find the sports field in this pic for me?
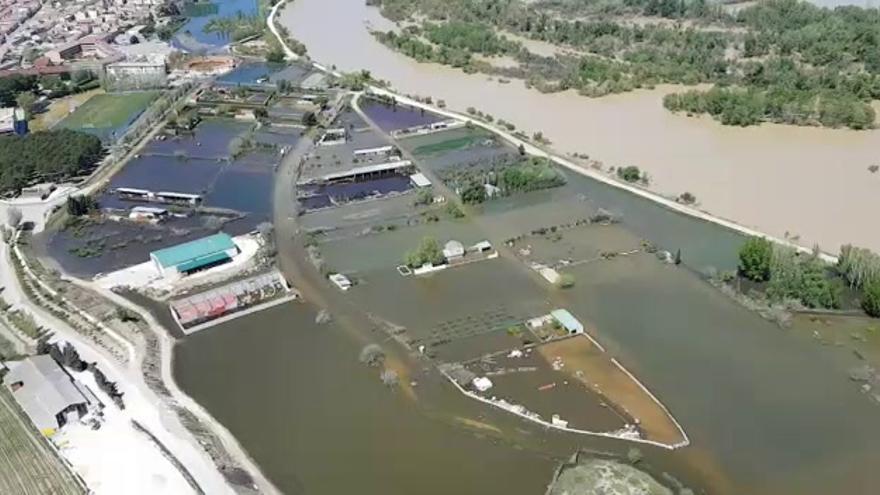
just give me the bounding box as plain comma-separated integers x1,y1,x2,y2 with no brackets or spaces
58,91,159,142
0,386,85,495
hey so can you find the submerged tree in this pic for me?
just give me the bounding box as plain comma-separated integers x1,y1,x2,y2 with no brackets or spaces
862,278,880,317
738,237,773,282
359,344,385,367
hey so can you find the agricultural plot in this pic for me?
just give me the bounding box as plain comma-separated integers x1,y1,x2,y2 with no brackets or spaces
0,386,84,495
404,127,493,156
58,91,158,142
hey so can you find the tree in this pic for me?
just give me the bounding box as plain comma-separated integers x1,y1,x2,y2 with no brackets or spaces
738,237,773,282
301,111,318,126
6,207,21,228
404,236,445,267
0,130,103,193
617,166,641,183
460,180,487,204
266,48,286,63
15,91,36,119
66,195,99,216
863,278,880,317
61,343,86,372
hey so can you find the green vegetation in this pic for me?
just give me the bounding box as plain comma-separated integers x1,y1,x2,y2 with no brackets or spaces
404,236,445,267
0,130,103,193
204,12,265,42
765,246,840,309
498,157,566,193
838,244,880,316
738,237,773,282
616,166,644,184
445,202,466,218
442,156,566,204
57,92,159,135
336,70,374,91
737,237,847,310
862,279,880,317
66,195,100,216
373,0,880,129
413,187,434,206
0,75,37,107
412,134,486,155
266,48,286,63
273,23,308,56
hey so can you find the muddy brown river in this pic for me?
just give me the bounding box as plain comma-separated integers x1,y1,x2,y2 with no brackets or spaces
280,0,880,255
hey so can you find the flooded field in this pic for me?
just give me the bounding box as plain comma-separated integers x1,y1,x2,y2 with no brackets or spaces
173,303,562,495
281,0,880,255
359,99,445,132
42,117,282,277
215,62,322,88
168,96,880,494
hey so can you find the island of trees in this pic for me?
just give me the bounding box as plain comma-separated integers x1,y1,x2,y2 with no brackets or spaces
0,130,104,194
372,0,880,129
737,237,880,316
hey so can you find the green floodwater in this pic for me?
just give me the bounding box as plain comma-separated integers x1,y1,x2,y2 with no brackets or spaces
172,126,880,493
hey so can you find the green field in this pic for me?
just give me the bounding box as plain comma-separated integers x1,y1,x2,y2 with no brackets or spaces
412,135,488,156
407,128,491,156
0,386,85,495
58,91,159,141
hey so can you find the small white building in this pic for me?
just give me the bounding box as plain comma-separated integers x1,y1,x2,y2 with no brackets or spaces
472,376,493,392
129,206,168,222
409,172,431,188
329,273,352,291
443,240,465,261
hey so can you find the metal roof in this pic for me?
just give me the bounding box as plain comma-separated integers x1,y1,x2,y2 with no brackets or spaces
409,173,431,187
551,309,584,333
151,233,235,269
175,251,230,273
3,355,89,431
302,160,413,184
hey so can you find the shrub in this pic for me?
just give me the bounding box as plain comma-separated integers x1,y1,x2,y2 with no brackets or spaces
738,237,772,282
617,166,641,183
862,279,880,317
556,273,575,289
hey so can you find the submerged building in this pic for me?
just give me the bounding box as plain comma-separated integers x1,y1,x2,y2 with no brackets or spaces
150,232,239,277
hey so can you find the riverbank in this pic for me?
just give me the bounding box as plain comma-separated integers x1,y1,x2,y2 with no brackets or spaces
278,0,880,256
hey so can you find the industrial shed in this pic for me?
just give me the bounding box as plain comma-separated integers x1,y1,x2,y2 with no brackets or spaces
3,355,93,436
150,232,239,277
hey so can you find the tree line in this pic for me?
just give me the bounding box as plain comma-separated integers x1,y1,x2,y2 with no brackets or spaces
0,130,104,194
738,237,880,316
372,0,880,129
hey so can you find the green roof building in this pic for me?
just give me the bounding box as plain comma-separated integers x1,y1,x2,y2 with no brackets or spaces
150,233,238,276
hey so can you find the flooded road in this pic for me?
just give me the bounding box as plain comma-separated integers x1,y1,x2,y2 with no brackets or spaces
280,0,880,255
